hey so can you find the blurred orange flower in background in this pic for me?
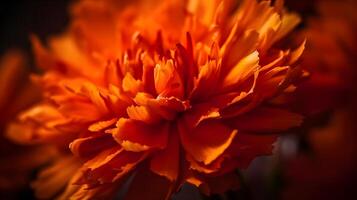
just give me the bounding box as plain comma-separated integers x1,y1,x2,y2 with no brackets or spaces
292,0,356,114
0,50,38,125
4,0,308,199
282,0,357,199
0,50,57,199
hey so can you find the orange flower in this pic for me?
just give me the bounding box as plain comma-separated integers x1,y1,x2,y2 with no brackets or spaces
292,0,357,114
0,50,39,125
7,0,306,199
0,50,56,198
283,111,357,200
282,0,357,199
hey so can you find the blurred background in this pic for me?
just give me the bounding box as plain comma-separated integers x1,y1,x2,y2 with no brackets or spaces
0,0,70,55
0,1,69,199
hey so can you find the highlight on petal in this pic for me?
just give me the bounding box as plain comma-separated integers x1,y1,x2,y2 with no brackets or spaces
112,118,169,152
154,59,184,98
122,73,143,95
126,105,161,124
222,51,259,89
88,118,117,132
179,120,237,165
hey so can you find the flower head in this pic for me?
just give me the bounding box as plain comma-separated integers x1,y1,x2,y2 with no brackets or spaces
8,0,305,198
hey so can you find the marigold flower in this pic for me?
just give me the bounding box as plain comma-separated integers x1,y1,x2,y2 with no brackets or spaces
0,50,39,125
282,0,357,199
283,111,357,200
7,0,306,199
0,50,55,198
292,0,357,114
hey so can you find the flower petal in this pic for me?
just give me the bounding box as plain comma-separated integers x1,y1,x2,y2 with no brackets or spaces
112,118,169,152
154,59,184,98
88,118,117,132
222,51,259,89
70,133,117,158
150,128,180,181
76,147,146,186
179,120,237,165
182,103,220,128
191,59,221,100
122,72,143,95
134,92,189,120
228,107,303,132
126,105,161,124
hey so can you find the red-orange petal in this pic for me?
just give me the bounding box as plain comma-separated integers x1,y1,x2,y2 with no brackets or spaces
112,118,169,152
70,133,117,158
150,127,180,181
228,107,303,132
179,120,237,165
76,147,145,186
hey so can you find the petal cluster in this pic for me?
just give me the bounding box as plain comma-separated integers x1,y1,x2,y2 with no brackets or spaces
7,0,305,198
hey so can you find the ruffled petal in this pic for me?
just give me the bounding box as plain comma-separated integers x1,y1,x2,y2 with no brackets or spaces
112,118,169,152
179,120,237,165
76,147,146,186
88,118,117,132
222,51,259,89
70,133,117,158
150,127,180,181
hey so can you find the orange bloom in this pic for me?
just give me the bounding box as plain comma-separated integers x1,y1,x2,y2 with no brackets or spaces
7,0,306,199
0,50,39,125
283,111,357,200
292,0,357,114
0,50,56,198
282,0,357,199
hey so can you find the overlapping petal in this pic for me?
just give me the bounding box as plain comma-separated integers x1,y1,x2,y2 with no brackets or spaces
5,0,307,199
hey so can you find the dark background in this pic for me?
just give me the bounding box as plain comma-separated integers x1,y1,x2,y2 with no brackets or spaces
0,0,70,56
